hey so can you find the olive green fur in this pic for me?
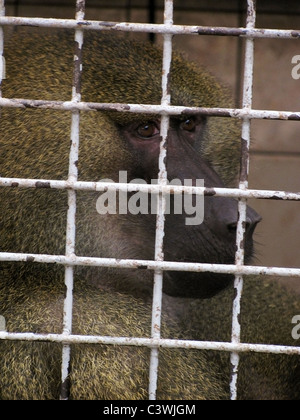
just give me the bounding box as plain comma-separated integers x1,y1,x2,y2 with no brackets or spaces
0,29,299,400
2,29,240,184
0,266,227,400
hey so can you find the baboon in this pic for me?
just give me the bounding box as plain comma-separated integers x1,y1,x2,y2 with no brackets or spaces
0,28,299,400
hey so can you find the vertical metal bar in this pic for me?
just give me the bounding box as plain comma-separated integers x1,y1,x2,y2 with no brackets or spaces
60,0,85,401
235,0,245,108
149,0,173,401
230,0,256,401
0,0,5,99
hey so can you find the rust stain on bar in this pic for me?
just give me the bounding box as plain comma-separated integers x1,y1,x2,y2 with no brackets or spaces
35,181,51,188
239,137,250,184
204,188,217,196
197,27,247,37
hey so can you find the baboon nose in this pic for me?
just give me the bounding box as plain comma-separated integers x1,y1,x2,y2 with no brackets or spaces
226,218,253,234
227,222,238,234
227,207,261,235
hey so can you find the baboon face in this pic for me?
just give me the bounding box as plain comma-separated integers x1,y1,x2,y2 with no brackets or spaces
79,34,262,299
116,116,261,299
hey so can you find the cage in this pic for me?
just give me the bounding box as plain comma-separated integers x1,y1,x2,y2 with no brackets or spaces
0,0,300,401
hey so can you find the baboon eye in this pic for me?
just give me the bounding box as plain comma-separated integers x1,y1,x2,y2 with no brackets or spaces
180,117,197,132
136,122,160,139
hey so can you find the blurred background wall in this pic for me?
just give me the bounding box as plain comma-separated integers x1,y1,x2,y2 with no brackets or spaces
3,0,300,290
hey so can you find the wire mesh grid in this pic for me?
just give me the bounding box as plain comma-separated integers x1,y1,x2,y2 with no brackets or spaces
0,0,300,400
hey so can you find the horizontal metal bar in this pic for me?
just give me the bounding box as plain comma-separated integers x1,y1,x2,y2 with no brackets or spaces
1,178,300,201
0,16,299,39
0,252,300,277
0,98,300,121
0,331,299,356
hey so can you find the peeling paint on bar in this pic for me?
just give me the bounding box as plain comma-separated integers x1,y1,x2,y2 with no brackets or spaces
230,0,256,401
0,98,299,121
0,331,299,356
1,251,300,278
35,181,51,188
0,0,5,99
0,16,299,39
60,1,86,401
149,1,174,401
1,177,300,201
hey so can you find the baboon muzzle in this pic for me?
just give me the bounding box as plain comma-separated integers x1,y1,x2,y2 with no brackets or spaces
162,132,261,298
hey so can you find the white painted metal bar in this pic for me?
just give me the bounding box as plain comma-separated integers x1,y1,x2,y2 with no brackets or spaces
60,0,85,401
0,0,6,336
149,0,174,401
0,331,299,356
1,251,300,278
1,177,300,201
0,15,299,39
0,97,299,120
230,0,256,401
0,0,5,97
